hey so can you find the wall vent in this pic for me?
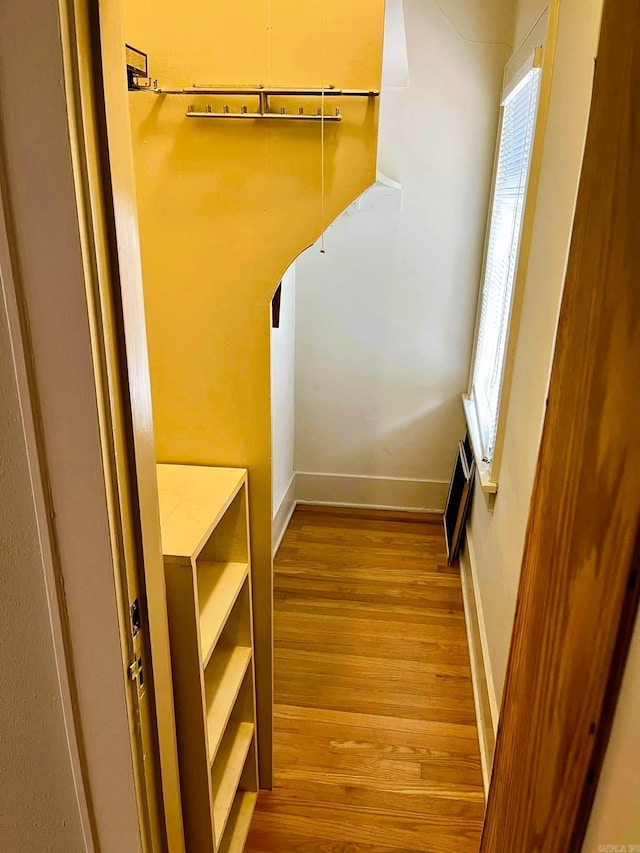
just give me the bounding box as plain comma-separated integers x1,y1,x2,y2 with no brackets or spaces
444,434,475,564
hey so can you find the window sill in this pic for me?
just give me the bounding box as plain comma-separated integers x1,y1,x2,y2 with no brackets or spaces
462,395,498,504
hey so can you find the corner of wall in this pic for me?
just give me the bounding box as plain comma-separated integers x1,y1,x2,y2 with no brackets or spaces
272,473,296,556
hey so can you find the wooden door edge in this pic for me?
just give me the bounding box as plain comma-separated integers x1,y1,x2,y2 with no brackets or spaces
481,0,640,847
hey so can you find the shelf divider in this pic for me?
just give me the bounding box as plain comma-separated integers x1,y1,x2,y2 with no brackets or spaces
218,790,258,853
205,645,252,762
211,722,255,843
198,562,248,665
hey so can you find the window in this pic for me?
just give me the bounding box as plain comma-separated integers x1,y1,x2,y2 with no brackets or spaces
468,56,542,474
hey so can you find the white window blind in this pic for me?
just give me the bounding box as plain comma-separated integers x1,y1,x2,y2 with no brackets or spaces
471,64,542,463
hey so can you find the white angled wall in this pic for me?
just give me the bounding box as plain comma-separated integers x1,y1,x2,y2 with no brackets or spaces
293,0,513,511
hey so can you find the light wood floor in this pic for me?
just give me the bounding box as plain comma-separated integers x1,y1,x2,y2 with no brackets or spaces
245,505,484,853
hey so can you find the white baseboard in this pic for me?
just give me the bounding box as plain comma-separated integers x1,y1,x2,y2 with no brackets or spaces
459,532,499,795
272,474,297,556
295,471,449,513
464,532,499,727
273,471,448,554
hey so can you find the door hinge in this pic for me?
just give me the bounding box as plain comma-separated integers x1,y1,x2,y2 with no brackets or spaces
130,597,141,638
129,655,144,687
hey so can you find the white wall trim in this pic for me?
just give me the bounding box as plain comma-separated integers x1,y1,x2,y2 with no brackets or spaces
273,473,297,556
459,538,497,795
272,471,445,555
295,471,449,513
463,532,499,729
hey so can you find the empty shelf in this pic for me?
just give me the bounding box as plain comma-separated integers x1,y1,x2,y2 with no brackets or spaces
198,562,248,665
211,721,254,842
205,645,252,761
156,465,246,559
218,790,258,853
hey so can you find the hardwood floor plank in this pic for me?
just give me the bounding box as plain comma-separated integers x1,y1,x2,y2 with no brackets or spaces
273,717,480,756
275,607,467,634
266,775,485,814
246,506,483,852
274,705,480,742
249,798,481,852
274,647,471,679
275,613,469,647
272,634,471,666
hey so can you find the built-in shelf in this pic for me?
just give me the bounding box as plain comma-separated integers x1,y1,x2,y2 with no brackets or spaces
218,791,258,853
156,465,246,556
205,645,252,761
212,722,255,841
199,563,249,665
157,464,258,852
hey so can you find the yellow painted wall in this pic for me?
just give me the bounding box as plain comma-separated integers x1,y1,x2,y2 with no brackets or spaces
124,0,384,785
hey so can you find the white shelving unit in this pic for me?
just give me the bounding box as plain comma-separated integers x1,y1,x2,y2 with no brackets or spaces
156,464,258,852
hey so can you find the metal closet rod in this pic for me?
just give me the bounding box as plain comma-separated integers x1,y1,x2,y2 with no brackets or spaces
139,84,380,97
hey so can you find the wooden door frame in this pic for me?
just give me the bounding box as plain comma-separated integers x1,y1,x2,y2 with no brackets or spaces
1,0,185,849
0,0,145,849
60,0,187,849
481,0,640,848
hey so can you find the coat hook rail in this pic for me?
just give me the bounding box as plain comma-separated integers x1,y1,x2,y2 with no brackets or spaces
185,109,342,122
131,82,372,121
